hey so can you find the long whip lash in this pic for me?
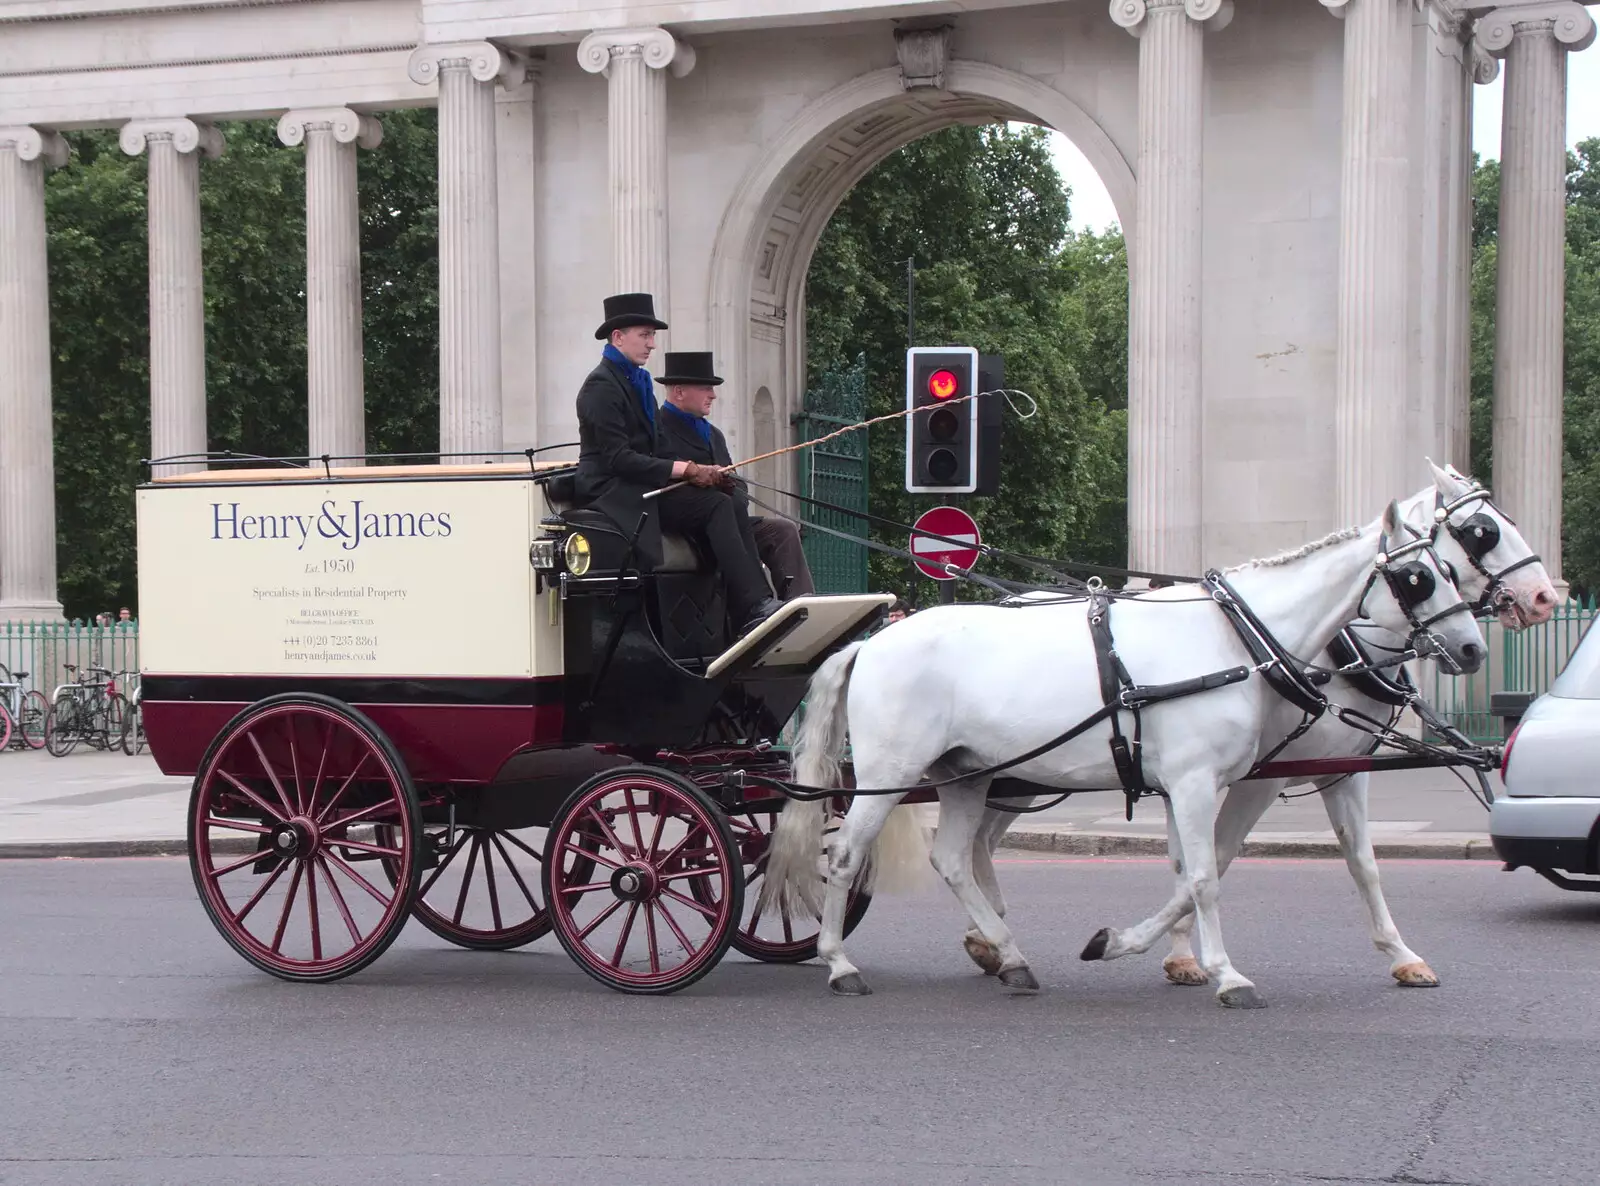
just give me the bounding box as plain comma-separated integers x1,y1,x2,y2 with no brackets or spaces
642,388,1034,500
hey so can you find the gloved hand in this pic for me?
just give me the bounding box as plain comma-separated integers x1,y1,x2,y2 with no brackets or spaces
715,467,737,491
683,461,723,489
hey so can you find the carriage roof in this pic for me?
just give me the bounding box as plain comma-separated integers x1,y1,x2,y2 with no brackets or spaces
144,460,572,486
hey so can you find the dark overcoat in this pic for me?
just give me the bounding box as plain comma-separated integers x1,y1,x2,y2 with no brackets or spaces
654,406,747,509
573,358,674,566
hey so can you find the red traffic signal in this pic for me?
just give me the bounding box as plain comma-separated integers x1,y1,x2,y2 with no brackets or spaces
928,369,959,400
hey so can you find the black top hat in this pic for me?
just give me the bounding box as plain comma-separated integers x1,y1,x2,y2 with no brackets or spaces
595,292,669,340
656,352,724,387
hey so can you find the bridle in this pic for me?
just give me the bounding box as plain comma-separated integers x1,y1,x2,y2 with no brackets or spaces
1358,515,1476,675
1434,482,1543,617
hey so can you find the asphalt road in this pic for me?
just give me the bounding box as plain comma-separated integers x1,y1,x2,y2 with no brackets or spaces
1,854,1595,1186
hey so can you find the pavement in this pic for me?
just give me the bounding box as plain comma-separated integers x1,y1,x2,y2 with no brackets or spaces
0,745,1500,860
2,855,1594,1184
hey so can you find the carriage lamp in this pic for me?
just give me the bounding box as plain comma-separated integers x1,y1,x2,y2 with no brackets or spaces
529,539,557,570
564,532,592,576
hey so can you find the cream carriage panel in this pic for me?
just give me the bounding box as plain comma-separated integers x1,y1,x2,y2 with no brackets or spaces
137,476,557,678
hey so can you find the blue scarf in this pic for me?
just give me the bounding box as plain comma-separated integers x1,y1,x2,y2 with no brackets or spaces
603,344,655,427
660,399,712,446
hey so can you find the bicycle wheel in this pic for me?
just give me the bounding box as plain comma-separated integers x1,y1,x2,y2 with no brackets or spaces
19,691,49,750
97,693,126,751
0,703,12,752
119,700,138,755
44,701,80,757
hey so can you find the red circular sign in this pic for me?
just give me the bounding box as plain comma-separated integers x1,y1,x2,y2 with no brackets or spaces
910,506,981,581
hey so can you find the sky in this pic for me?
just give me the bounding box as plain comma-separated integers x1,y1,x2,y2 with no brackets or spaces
1045,50,1600,232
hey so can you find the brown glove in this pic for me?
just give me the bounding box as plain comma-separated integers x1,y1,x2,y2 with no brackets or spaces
683,461,722,489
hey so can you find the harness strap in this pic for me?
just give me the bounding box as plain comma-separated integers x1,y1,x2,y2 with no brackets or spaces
1326,628,1415,708
1203,571,1329,717
1088,591,1147,817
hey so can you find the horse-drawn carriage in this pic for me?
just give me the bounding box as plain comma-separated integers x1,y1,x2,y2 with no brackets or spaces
137,456,888,992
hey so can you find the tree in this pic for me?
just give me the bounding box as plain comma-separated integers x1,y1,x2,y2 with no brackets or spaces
804,124,1128,602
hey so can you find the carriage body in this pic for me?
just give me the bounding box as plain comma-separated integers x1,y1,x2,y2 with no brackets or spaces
137,461,890,990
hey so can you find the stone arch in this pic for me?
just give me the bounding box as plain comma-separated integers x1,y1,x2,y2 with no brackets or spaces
751,386,777,496
706,60,1135,469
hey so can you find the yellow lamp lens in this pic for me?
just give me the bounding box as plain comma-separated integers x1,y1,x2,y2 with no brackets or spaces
564,532,592,576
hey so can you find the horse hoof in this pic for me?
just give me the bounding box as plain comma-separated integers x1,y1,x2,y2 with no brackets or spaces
998,966,1040,994
830,973,872,997
1080,928,1113,962
963,934,1003,976
1393,961,1441,988
1217,984,1268,1010
1162,956,1209,987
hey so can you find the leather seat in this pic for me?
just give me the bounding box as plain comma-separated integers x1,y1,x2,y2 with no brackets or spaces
542,487,709,574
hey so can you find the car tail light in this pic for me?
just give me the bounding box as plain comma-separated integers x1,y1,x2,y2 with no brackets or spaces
1501,723,1522,780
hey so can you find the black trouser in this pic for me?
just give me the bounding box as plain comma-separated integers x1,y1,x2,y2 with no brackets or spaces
658,488,771,622
751,516,815,599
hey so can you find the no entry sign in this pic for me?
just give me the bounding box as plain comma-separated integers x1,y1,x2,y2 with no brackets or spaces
910,506,981,581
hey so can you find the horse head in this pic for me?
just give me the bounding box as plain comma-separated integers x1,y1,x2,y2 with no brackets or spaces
1426,460,1558,630
1364,498,1486,675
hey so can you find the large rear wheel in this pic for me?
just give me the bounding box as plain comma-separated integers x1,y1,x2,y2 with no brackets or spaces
188,694,422,982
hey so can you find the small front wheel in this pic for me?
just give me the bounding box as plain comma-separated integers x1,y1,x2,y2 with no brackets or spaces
18,691,49,750
543,767,742,994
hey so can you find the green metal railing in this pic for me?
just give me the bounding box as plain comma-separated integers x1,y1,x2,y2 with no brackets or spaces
0,620,140,698
1428,597,1598,742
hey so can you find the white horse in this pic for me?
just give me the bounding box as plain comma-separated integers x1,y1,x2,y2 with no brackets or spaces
763,492,1485,1007
961,463,1557,992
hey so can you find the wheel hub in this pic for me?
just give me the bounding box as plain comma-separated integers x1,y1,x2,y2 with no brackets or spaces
270,817,318,858
610,862,657,902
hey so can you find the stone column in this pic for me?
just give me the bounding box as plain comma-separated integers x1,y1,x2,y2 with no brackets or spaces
278,108,382,464
1320,0,1414,525
121,119,225,477
578,27,696,340
1476,2,1596,584
409,43,524,462
1110,0,1231,577
0,127,69,621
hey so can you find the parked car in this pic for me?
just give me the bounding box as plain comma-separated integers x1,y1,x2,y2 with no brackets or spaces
1491,618,1600,892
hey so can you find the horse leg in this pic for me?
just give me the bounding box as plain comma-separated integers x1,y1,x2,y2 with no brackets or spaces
818,792,906,996
1085,774,1265,1008
962,802,1027,976
933,784,1038,992
1319,772,1437,986
1163,779,1287,986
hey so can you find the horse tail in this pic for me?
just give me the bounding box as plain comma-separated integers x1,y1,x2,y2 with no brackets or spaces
759,641,863,919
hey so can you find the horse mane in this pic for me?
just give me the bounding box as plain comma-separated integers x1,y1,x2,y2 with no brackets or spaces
1224,526,1364,572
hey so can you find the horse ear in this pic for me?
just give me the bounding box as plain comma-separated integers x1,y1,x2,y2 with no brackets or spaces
1382,499,1403,538
1428,457,1468,498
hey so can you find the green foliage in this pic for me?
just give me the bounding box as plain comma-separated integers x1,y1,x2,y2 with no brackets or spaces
44,109,439,619
804,124,1128,604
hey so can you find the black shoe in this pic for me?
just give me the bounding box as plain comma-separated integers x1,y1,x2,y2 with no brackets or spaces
739,598,787,638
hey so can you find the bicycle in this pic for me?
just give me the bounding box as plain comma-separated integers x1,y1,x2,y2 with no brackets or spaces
44,664,124,756
0,661,49,751
118,671,146,755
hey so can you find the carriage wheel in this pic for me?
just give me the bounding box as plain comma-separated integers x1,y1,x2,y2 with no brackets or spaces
543,767,742,994
18,691,49,750
385,823,581,951
713,804,872,964
187,694,422,982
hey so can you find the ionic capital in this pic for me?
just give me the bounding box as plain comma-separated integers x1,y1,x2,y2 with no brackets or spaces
577,27,696,79
119,118,224,159
1469,37,1502,83
1111,0,1234,36
1474,3,1597,56
408,41,526,89
1318,0,1429,19
0,126,69,169
277,108,383,150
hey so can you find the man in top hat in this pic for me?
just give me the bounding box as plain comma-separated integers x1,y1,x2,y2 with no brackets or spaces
573,294,784,636
654,351,816,602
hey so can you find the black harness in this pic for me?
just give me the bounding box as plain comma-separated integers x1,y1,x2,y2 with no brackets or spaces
1435,484,1543,616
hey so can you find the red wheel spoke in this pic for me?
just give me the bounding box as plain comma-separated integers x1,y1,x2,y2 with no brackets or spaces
744,893,765,939
270,861,306,954
323,849,396,908
645,903,661,975
489,834,541,913
652,822,707,872
561,841,619,870
203,817,272,836
558,880,614,896
481,836,505,931
288,726,306,816
611,901,640,966
217,771,288,826
246,730,297,821
782,906,794,944
452,834,481,926
586,806,629,858
306,855,323,961
623,789,646,856
575,896,624,941
643,804,668,862
317,856,363,944
304,723,332,821
418,831,471,898
658,866,726,885
496,830,544,864
654,897,700,957
660,884,719,920
313,751,372,826
208,848,275,880
231,857,290,926
324,797,401,830
326,835,403,859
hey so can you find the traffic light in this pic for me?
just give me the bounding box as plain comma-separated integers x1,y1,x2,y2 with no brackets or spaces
905,346,979,494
